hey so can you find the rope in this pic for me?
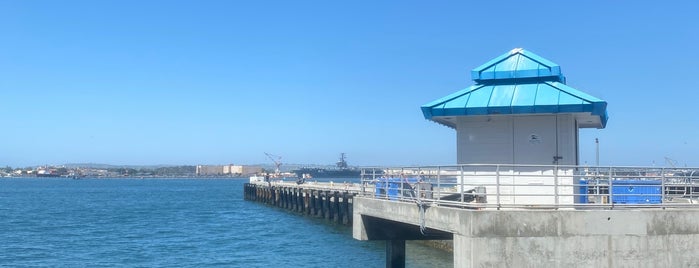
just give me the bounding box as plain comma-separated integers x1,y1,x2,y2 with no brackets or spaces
409,176,429,235
417,198,428,235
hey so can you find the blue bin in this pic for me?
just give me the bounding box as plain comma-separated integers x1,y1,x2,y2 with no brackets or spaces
611,180,661,204
578,179,589,204
375,177,419,200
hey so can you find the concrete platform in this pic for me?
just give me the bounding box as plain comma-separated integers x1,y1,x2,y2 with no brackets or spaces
353,197,699,267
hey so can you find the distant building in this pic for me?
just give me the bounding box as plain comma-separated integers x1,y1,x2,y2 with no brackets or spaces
196,165,224,176
196,164,262,176
222,165,232,175
238,165,263,176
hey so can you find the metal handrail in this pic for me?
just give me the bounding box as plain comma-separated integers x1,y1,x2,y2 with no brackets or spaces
360,164,699,210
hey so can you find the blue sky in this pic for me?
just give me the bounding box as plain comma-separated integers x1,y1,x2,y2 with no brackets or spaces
1,1,698,167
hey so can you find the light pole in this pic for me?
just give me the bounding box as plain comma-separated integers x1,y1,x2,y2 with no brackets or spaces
595,138,599,166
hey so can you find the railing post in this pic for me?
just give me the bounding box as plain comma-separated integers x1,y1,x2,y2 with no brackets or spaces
496,165,501,210
372,168,377,198
595,168,600,206
661,168,666,210
400,167,404,201
437,166,441,203
554,165,559,208
384,171,389,200
690,171,695,200
364,169,366,196
460,165,464,203
608,167,614,210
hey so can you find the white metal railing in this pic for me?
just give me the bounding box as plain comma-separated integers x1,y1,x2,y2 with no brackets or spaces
359,164,699,210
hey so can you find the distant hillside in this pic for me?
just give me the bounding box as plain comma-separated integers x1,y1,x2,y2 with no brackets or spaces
64,163,181,169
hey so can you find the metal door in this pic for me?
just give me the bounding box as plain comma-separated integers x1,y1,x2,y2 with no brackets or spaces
513,115,558,165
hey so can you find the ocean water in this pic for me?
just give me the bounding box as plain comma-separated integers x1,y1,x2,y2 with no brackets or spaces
0,178,452,267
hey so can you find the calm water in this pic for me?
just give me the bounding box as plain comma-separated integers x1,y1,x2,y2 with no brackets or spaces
0,178,452,267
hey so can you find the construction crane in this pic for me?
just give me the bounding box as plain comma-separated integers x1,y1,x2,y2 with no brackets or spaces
665,157,678,168
265,152,282,175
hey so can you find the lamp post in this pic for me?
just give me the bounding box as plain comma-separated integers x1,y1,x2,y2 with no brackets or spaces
595,138,599,166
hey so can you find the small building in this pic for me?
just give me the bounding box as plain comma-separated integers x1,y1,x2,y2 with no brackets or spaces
421,48,608,205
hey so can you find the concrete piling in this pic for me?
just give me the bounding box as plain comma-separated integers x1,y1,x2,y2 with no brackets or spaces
323,191,330,220
332,191,340,223
309,190,317,216
316,191,323,218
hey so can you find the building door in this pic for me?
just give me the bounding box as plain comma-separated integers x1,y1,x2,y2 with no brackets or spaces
513,115,558,165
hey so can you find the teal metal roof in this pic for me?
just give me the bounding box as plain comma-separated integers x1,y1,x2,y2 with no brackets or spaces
422,48,608,129
471,48,564,83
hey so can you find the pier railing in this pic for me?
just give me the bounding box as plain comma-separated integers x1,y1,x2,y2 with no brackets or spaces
359,164,699,209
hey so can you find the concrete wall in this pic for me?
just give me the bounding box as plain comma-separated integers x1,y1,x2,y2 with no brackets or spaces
353,197,699,267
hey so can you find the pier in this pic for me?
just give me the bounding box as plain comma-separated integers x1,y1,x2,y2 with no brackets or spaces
243,181,361,225
243,165,699,267
245,48,699,267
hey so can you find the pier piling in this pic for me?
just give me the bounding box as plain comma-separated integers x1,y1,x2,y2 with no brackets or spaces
244,182,358,226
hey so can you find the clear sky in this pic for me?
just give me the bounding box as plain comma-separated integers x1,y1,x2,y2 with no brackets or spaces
1,1,698,168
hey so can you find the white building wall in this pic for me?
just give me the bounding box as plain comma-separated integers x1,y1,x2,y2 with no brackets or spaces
556,115,577,165
455,114,580,205
459,168,576,206
456,116,513,165
456,114,577,166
